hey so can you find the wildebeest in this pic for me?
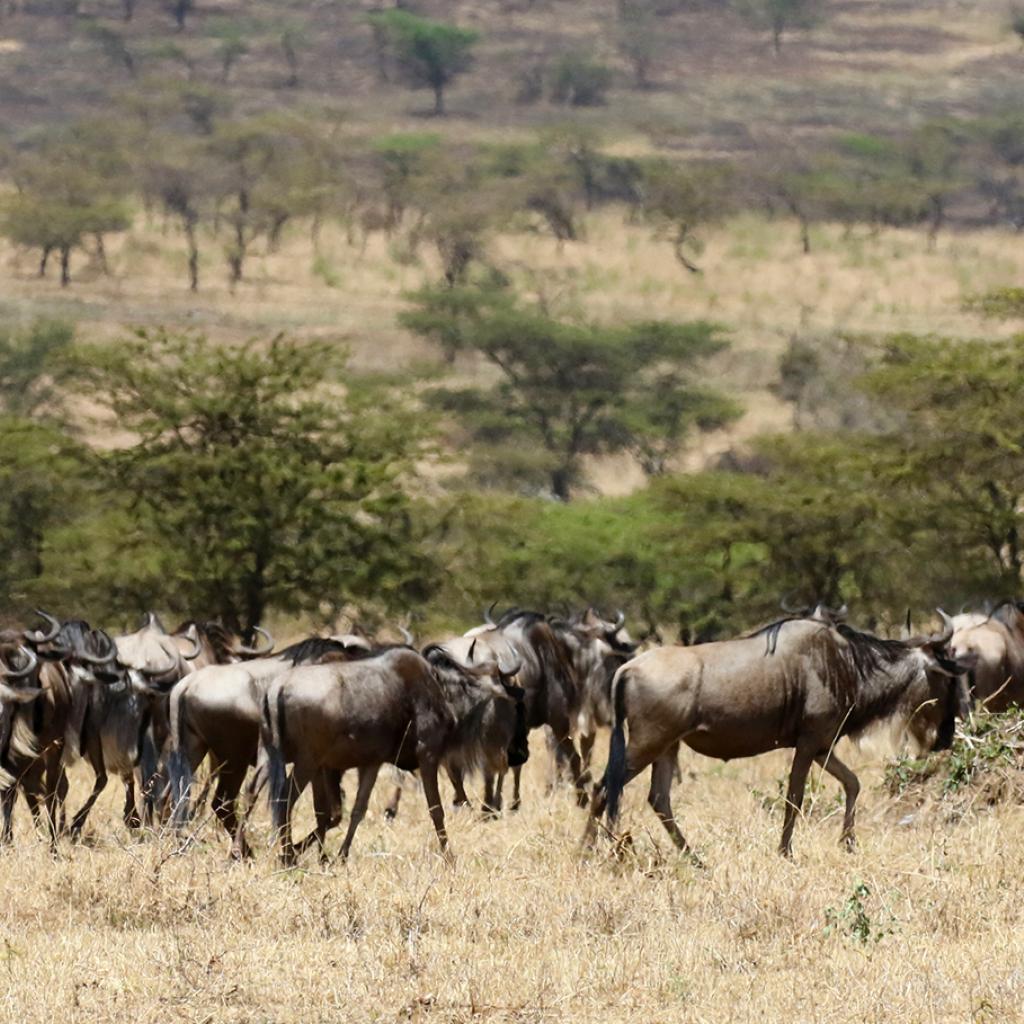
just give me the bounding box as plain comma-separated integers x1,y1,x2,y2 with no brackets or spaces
263,644,525,863
583,611,970,858
167,636,363,858
64,613,205,838
383,635,529,818
171,620,274,669
465,606,589,808
0,614,120,844
949,601,1024,711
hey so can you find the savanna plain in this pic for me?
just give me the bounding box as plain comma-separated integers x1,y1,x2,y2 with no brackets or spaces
4,0,1024,1021
4,740,1023,1024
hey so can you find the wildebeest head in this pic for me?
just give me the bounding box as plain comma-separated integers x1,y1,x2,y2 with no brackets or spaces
901,609,973,752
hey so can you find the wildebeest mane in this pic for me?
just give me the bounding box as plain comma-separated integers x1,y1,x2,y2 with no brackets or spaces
277,636,353,666
834,623,908,681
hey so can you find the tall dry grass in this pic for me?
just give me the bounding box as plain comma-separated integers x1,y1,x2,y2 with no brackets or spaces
1,736,1022,1023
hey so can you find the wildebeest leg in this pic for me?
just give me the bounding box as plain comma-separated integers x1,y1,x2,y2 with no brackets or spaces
510,766,522,811
646,746,694,855
295,769,344,861
0,786,15,843
337,763,381,862
383,783,402,820
482,771,502,817
580,730,596,772
212,765,250,860
814,751,860,850
41,755,65,847
554,733,588,807
446,765,471,807
123,776,141,830
779,743,816,858
419,759,453,865
69,740,108,840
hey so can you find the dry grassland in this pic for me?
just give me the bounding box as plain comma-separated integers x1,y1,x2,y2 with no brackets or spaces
0,734,1021,1024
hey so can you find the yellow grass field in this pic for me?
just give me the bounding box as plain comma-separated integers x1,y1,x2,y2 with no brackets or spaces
1,734,1021,1024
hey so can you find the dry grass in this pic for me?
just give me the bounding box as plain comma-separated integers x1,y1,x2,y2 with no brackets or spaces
2,736,1023,1023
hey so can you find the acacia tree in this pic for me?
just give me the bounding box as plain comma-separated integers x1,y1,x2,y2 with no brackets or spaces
2,125,132,286
367,10,478,115
69,330,433,631
737,0,825,55
403,287,737,499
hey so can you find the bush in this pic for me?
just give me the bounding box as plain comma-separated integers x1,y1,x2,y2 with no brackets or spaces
548,53,613,107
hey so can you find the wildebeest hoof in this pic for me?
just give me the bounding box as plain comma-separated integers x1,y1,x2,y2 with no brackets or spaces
383,806,398,822
576,790,590,809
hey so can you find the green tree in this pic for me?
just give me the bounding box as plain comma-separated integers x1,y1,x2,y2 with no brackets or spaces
863,333,1024,590
68,330,434,631
367,10,478,116
403,288,735,499
640,158,734,273
1,124,132,285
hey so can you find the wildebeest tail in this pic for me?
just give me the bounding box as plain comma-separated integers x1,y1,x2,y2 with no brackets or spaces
167,686,192,829
605,666,629,824
263,686,289,835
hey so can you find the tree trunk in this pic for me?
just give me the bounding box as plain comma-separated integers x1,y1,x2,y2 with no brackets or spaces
672,227,701,273
122,0,135,19
39,246,52,277
551,465,572,502
184,215,199,291
94,233,110,276
927,195,944,252
433,82,445,116
772,22,783,56
59,245,71,287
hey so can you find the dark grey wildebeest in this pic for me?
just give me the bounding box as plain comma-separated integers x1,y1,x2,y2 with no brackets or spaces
263,644,526,864
584,612,970,858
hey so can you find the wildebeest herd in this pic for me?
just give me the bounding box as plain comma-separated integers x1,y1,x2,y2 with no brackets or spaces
0,599,1018,863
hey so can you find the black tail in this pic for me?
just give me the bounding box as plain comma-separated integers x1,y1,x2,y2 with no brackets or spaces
605,667,629,824
167,690,193,830
263,688,289,835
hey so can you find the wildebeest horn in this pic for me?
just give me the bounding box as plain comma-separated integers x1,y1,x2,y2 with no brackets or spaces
23,609,60,645
181,627,203,660
0,646,37,679
933,608,955,644
399,626,415,646
79,632,119,666
779,592,805,615
235,625,274,656
483,601,497,627
612,609,625,630
904,608,913,639
468,638,477,662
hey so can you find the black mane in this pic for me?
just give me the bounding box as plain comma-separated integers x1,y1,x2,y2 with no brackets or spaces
276,636,352,666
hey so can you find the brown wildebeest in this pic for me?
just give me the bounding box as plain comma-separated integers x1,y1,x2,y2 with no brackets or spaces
263,644,524,864
167,636,365,858
583,612,970,858
949,601,1024,711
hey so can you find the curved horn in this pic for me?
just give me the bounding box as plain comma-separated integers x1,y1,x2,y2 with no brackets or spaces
0,645,37,679
933,608,955,645
79,631,119,666
612,609,625,630
483,601,497,627
779,592,806,615
234,625,274,656
468,638,477,662
180,627,203,661
23,609,60,645
399,626,415,647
